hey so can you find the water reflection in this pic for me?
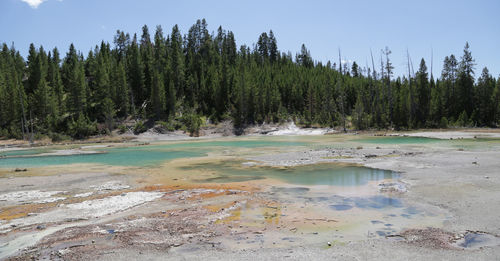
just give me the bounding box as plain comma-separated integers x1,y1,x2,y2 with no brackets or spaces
185,161,397,186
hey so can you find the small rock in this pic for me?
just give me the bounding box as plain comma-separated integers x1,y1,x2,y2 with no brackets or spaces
36,225,46,230
484,176,489,179
327,241,332,246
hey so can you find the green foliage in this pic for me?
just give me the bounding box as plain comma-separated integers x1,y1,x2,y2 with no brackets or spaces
455,111,470,127
117,124,128,134
157,121,176,132
439,117,448,128
182,112,203,137
49,132,70,142
68,113,97,139
133,120,147,134
0,21,498,142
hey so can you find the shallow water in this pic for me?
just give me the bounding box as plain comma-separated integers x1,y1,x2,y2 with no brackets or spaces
0,138,307,168
0,148,206,168
1,134,455,254
356,136,441,144
185,161,397,186
456,232,500,249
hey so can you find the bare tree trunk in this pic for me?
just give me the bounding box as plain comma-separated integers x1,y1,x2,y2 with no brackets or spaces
370,49,376,80
407,49,415,127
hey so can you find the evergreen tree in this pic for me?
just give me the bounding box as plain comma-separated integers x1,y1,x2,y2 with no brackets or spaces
150,70,166,119
475,67,495,126
415,58,429,127
0,20,497,139
113,61,129,117
457,42,475,116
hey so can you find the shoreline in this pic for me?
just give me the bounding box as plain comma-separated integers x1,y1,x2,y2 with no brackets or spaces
2,125,500,150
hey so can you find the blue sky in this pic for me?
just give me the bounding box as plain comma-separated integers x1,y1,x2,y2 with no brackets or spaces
1,0,499,78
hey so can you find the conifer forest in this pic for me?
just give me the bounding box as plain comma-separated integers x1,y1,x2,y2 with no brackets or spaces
1,19,499,140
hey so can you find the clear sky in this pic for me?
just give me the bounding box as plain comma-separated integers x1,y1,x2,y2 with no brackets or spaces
1,0,499,79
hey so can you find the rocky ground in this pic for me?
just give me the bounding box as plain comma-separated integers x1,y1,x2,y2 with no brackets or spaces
1,130,500,260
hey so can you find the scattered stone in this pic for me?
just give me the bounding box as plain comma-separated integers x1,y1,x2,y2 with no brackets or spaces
14,168,28,172
36,225,46,230
400,228,456,249
379,182,408,193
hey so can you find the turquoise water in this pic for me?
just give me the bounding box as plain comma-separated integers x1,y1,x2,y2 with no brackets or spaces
450,138,500,150
147,139,307,149
0,148,206,168
357,136,440,144
0,139,307,168
185,161,397,186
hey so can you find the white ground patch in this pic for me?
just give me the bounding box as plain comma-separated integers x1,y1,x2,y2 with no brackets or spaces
90,181,130,191
80,145,110,149
0,190,65,204
267,122,329,136
33,197,66,204
67,192,164,217
36,149,100,156
73,192,94,198
0,192,164,233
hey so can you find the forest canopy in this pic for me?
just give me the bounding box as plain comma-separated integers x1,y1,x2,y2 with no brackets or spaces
1,19,499,140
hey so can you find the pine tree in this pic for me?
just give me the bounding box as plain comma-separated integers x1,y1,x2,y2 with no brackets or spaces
48,48,64,118
140,25,154,107
169,25,183,110
150,70,166,119
457,42,475,116
416,59,429,127
113,61,129,117
475,67,495,126
127,34,144,113
268,30,278,64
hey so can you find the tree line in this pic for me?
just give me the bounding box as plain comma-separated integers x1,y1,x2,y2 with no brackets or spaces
1,19,499,140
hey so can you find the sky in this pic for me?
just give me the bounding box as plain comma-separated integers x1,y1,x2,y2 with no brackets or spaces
1,0,499,78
